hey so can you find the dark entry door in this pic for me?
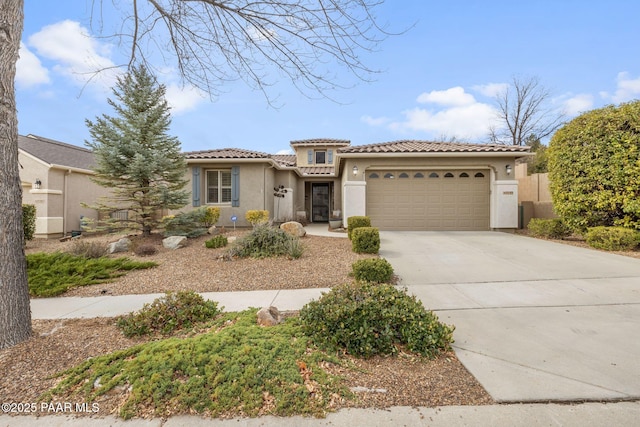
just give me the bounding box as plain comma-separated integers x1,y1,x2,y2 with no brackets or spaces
312,183,330,222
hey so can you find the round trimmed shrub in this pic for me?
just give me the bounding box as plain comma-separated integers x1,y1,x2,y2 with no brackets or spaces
351,227,380,254
299,282,454,358
585,226,640,251
527,218,572,239
351,258,394,283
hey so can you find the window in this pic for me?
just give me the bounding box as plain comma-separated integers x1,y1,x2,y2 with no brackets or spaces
399,172,409,178
368,173,380,179
206,170,232,204
474,172,485,178
315,150,326,164
384,172,395,179
444,172,454,178
459,172,469,178
414,172,424,178
429,172,439,178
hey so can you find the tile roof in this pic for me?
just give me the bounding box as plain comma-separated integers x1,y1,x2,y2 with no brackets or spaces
185,148,271,160
338,140,531,154
271,154,296,167
290,138,351,146
18,134,95,170
297,166,336,176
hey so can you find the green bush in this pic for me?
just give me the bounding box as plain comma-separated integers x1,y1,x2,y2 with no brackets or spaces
67,240,109,259
527,218,572,239
228,224,303,259
162,207,213,237
117,291,222,337
202,206,221,227
205,235,228,249
351,258,394,283
347,216,371,240
300,282,454,358
245,210,269,226
351,227,380,254
585,226,640,251
23,204,36,241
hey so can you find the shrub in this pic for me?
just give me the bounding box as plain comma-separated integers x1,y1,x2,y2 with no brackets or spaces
351,227,380,254
134,244,158,256
245,210,269,226
585,226,640,251
351,258,394,283
548,101,640,230
202,206,221,227
347,216,371,240
205,235,228,249
527,218,572,239
228,224,303,259
162,207,212,237
300,282,454,358
68,240,109,259
117,291,222,337
23,204,36,241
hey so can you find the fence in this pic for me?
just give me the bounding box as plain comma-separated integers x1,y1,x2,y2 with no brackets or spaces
516,163,556,227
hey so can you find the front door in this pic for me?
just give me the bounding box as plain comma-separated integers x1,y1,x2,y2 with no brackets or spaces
312,183,330,222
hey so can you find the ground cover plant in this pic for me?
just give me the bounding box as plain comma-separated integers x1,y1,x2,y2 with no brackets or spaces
44,309,349,419
585,226,640,251
26,252,156,297
526,218,572,239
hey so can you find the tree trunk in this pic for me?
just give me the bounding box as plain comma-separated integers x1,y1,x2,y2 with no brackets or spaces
0,0,31,350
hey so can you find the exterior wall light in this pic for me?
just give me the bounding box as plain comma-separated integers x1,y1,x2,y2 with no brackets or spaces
352,165,358,176
34,178,41,189
505,164,512,176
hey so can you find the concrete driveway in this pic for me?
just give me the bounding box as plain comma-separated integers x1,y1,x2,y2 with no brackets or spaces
379,231,640,403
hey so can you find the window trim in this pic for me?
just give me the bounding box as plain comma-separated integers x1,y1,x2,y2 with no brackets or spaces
205,169,232,205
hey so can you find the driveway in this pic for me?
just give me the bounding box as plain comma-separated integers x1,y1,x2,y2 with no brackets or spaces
379,231,640,402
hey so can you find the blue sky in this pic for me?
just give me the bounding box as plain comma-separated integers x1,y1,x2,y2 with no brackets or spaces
16,1,640,154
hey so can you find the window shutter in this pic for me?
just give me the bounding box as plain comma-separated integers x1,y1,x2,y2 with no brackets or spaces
192,167,201,207
307,149,313,164
231,166,240,207
328,149,333,163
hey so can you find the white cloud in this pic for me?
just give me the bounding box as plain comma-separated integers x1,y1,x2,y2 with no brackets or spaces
416,86,475,106
389,102,498,140
361,115,390,126
165,84,205,114
27,20,120,89
562,94,594,115
472,82,509,98
16,43,50,88
611,72,640,103
276,149,294,155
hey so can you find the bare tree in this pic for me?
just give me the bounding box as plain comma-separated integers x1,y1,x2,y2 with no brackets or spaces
490,76,565,146
0,0,391,348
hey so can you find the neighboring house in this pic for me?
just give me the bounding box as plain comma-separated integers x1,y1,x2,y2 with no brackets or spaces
18,134,110,238
183,139,531,231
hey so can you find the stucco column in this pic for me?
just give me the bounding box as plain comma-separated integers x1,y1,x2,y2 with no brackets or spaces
342,181,367,226
491,180,519,229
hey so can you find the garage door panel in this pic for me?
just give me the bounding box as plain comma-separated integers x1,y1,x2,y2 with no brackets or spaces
367,170,489,231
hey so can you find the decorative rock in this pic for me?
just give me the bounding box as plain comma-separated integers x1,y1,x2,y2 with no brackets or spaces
109,238,131,254
208,225,219,235
163,235,187,250
257,306,282,327
228,236,237,243
280,221,306,237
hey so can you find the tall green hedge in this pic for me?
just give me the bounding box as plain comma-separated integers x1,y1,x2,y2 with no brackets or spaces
548,101,640,231
347,216,371,240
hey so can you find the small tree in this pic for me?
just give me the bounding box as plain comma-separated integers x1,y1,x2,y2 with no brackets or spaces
86,65,189,236
548,101,640,231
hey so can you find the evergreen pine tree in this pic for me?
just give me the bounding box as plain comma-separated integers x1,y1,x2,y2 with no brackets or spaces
86,65,189,236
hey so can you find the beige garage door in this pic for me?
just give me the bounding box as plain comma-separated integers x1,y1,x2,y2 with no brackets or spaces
366,170,490,231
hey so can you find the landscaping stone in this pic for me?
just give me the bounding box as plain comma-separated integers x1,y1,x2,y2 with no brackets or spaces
109,238,131,254
208,225,219,235
163,235,187,250
257,306,282,326
280,221,306,237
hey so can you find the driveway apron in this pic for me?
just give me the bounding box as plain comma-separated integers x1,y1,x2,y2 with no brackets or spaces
379,231,640,402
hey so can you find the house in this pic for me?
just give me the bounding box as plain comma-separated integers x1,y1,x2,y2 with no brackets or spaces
18,134,110,238
183,139,531,231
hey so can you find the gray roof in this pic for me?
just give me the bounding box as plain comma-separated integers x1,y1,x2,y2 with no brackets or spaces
18,134,95,170
338,140,531,154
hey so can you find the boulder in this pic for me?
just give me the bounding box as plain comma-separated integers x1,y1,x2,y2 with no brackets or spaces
109,238,131,254
280,221,306,237
257,306,282,327
163,235,187,250
208,225,220,235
